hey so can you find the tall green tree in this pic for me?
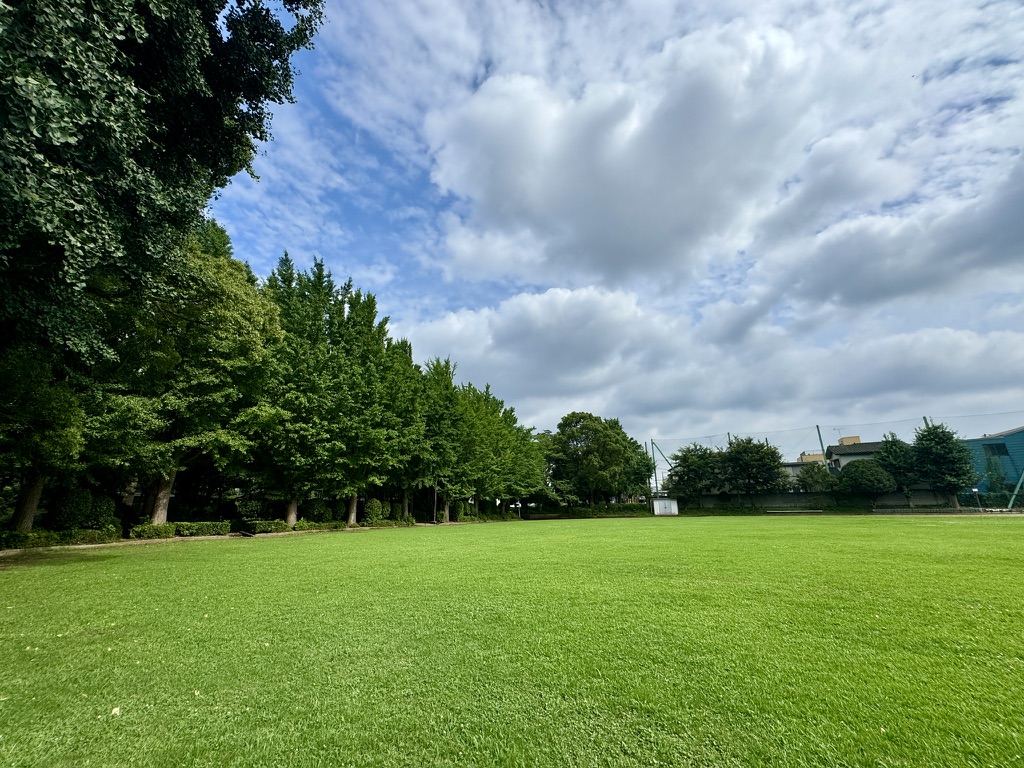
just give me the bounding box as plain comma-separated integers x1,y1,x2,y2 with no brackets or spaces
719,437,788,502
418,358,465,522
0,0,324,361
913,423,976,508
875,432,919,507
546,412,653,505
333,288,403,526
0,347,84,530
795,462,836,494
665,443,720,508
251,256,350,525
93,221,280,524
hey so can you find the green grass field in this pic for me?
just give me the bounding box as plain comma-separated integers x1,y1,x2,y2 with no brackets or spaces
1,516,1022,767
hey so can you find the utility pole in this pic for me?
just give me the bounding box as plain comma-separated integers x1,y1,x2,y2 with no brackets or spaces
816,425,828,466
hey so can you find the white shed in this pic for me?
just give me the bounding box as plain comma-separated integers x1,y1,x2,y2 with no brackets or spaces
652,497,678,516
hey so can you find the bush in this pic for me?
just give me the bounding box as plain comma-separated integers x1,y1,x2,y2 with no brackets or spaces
1,528,123,549
451,500,468,522
52,488,94,531
174,521,230,537
233,519,291,534
388,501,402,521
90,495,121,531
293,519,348,531
303,498,331,522
363,499,385,527
130,523,177,539
837,460,896,497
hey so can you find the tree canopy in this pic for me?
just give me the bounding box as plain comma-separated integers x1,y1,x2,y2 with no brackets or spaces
545,412,653,505
913,423,976,507
0,0,324,360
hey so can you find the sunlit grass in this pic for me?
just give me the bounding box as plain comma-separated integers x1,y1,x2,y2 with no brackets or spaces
1,516,1022,767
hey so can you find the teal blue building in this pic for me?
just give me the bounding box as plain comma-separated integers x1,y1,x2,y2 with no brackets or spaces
962,426,1024,492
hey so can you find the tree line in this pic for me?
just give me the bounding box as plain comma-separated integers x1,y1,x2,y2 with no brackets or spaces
664,425,977,508
1,0,657,538
0,219,659,533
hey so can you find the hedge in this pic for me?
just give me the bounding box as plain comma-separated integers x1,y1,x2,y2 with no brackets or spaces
1,528,123,550
129,523,177,539
293,519,348,531
233,519,292,534
174,521,231,537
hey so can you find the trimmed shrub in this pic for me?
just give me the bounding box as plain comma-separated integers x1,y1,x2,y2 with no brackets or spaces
233,519,291,534
293,519,348,531
388,501,402,521
1,528,123,549
364,499,385,527
174,521,230,537
130,523,177,539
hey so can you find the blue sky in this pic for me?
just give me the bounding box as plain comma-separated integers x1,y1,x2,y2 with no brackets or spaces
210,0,1024,457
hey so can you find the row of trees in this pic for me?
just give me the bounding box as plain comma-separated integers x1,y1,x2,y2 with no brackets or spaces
1,0,656,534
0,226,558,530
665,425,978,507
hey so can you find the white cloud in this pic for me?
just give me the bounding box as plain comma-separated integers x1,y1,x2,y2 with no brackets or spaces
211,0,1024,447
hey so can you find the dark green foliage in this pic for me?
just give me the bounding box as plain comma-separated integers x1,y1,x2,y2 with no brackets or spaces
452,500,469,522
837,460,896,497
666,444,720,506
236,500,266,518
364,499,385,527
173,521,230,537
0,0,324,361
546,412,654,505
876,433,919,503
0,527,123,549
234,519,291,534
389,501,403,521
796,462,836,493
561,503,652,519
914,423,977,505
720,437,788,498
52,488,93,531
303,498,331,523
293,519,348,531
129,523,177,539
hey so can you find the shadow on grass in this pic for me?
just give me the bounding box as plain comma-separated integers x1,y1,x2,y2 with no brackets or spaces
0,547,121,571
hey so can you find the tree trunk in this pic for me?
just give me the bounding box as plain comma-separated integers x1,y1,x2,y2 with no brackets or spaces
950,493,960,509
148,471,177,525
347,493,358,527
285,499,298,527
442,499,450,524
905,488,914,508
12,469,46,532
402,489,410,520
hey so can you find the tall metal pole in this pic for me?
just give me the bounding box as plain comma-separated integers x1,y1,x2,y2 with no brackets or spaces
816,425,828,466
1008,469,1024,510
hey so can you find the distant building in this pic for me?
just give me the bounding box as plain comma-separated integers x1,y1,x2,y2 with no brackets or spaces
798,451,824,463
962,426,1024,493
825,438,885,470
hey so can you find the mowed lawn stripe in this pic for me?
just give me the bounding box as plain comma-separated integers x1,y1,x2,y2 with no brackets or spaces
1,516,1022,767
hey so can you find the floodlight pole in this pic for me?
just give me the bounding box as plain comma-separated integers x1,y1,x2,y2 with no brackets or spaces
1008,469,1024,510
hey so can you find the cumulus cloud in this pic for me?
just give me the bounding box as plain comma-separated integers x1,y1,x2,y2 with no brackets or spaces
211,0,1024,446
